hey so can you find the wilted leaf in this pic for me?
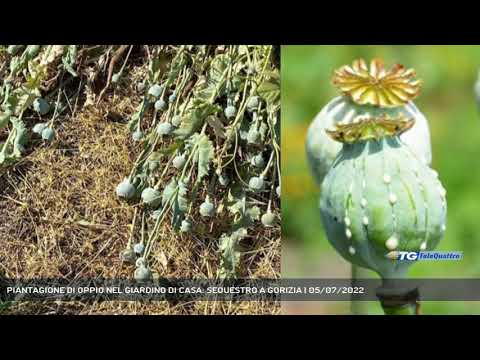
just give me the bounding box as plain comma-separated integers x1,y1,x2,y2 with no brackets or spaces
259,122,268,142
257,69,280,111
195,133,214,181
172,181,188,228
147,151,162,162
217,234,240,279
11,117,28,157
62,45,78,77
167,52,187,84
209,54,229,88
7,87,37,115
40,45,64,66
228,197,245,215
128,99,149,132
9,55,28,77
162,178,178,207
226,186,246,215
26,61,48,90
217,227,247,279
174,101,220,139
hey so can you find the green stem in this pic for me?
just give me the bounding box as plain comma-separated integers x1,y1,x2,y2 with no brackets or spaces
376,281,420,315
350,265,370,315
382,303,417,315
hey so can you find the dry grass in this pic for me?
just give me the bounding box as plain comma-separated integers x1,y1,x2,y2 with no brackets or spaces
0,88,280,315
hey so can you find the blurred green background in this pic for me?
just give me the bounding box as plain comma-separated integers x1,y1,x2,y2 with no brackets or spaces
281,45,480,315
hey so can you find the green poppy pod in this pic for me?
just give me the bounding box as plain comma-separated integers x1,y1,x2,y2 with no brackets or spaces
155,99,167,111
172,154,186,170
319,119,446,279
148,84,163,98
306,59,431,186
157,122,173,136
224,105,236,119
199,198,215,217
134,265,152,282
33,98,50,115
249,175,264,192
116,178,136,200
33,122,47,134
41,127,55,141
261,211,276,227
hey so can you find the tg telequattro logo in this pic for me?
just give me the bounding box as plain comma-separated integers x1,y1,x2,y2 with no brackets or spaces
387,251,463,261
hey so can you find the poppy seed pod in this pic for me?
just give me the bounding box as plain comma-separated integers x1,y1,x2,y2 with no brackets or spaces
41,127,55,142
200,197,215,217
251,153,265,168
249,175,264,192
134,265,152,282
33,98,50,115
157,122,173,136
475,70,480,109
148,84,163,98
33,122,47,134
224,105,236,119
172,154,186,170
155,99,167,111
171,115,182,127
319,117,446,279
132,129,144,141
116,178,136,200
247,126,260,145
261,211,276,227
306,59,432,186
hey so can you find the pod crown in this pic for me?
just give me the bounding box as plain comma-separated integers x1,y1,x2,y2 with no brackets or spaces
325,115,415,143
332,58,422,108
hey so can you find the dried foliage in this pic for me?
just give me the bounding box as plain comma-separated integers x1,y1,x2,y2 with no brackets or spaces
0,45,280,315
